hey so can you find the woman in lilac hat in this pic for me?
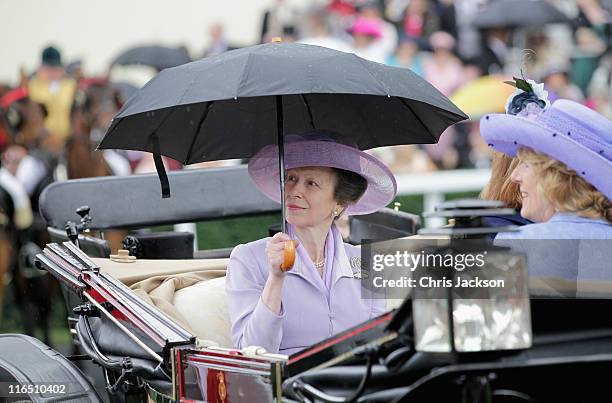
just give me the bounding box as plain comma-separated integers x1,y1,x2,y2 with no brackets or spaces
480,80,612,283
225,132,396,355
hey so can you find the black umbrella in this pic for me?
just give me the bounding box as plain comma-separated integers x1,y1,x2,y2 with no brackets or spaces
111,45,192,72
99,41,467,232
473,0,570,29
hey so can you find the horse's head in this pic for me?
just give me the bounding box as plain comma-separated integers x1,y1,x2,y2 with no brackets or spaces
71,77,122,144
0,87,48,149
67,78,123,179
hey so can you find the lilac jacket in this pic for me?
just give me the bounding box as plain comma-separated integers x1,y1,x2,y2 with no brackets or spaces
495,213,612,283
225,225,387,355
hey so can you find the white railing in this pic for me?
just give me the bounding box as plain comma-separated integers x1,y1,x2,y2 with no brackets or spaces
395,169,492,228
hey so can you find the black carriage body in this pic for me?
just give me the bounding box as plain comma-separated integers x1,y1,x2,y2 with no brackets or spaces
0,334,103,402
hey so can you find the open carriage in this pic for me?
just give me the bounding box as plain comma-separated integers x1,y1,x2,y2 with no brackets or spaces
9,166,414,403
3,166,612,403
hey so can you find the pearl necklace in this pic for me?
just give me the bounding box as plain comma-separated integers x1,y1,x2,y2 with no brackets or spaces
314,260,325,269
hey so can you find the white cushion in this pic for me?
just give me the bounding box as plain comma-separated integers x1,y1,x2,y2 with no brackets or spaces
173,277,232,348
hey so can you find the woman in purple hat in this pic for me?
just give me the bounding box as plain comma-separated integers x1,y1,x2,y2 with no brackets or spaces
225,133,397,355
480,80,612,282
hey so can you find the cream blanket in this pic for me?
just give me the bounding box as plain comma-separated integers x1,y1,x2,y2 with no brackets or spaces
94,257,232,346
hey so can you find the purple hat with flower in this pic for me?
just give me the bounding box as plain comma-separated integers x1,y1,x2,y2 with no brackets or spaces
480,79,612,200
248,132,397,215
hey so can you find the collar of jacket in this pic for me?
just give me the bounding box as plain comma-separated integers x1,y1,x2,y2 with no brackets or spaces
286,223,355,291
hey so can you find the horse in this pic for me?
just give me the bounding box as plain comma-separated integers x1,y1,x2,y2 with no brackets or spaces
67,77,121,179
66,78,130,252
0,88,55,345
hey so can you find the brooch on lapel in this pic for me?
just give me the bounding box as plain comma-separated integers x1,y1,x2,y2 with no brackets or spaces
350,257,364,279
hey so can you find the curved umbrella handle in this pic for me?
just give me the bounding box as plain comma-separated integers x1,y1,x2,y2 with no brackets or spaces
280,240,297,271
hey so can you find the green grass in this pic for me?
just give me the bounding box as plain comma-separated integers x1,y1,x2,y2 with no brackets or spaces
1,283,71,349
392,195,423,217
196,214,282,250
445,191,482,201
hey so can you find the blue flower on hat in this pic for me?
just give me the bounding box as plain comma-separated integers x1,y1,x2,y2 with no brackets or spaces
507,91,546,115
504,78,550,116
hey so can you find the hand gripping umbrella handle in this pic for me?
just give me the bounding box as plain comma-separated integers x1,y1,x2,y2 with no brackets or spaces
280,240,297,271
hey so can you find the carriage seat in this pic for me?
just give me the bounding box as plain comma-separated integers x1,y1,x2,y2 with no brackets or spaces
173,277,233,348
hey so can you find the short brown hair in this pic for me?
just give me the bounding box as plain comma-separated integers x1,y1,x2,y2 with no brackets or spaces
333,168,368,207
518,148,612,223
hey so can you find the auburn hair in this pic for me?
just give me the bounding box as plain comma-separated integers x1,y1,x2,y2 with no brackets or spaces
480,152,522,210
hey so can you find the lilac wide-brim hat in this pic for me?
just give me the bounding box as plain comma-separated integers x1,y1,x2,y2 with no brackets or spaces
480,99,612,200
248,133,397,215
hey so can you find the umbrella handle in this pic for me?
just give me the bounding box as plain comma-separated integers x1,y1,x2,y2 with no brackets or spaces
280,240,297,271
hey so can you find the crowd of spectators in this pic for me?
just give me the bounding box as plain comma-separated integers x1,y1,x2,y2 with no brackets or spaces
257,0,612,171
0,0,610,222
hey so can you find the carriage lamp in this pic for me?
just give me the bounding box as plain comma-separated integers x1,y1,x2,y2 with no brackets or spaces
411,246,532,353
412,200,532,353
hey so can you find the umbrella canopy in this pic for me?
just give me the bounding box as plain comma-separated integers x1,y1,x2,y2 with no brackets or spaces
451,75,515,120
473,0,570,29
100,42,466,165
111,45,192,72
100,41,466,233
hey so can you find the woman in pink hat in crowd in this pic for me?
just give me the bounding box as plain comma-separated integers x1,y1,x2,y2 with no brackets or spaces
225,132,396,355
347,17,389,63
480,80,612,282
